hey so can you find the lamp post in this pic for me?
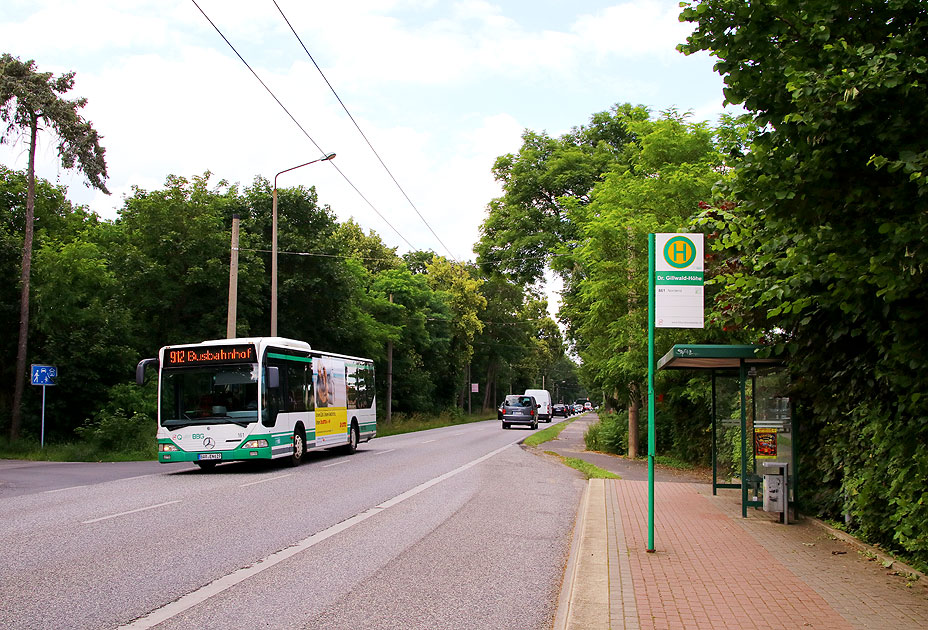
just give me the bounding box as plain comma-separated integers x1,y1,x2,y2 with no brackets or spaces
271,152,336,336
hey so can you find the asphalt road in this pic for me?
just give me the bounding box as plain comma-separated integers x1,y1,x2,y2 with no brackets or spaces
0,418,585,630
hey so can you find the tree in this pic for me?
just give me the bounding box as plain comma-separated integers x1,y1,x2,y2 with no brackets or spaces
469,274,564,410
681,0,928,561
564,111,729,457
476,104,649,285
369,267,451,413
334,219,402,274
425,257,487,408
32,238,135,437
112,173,258,354
1,53,108,440
0,166,96,435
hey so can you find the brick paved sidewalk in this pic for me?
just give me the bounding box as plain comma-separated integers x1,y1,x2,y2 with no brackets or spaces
606,479,928,630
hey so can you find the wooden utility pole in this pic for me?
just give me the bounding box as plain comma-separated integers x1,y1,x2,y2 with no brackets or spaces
467,362,472,415
226,214,240,338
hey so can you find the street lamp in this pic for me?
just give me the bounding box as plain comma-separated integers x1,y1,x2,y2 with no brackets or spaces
271,152,336,336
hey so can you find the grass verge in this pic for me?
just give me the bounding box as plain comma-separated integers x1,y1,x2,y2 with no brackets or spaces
373,411,495,438
523,418,574,447
0,437,155,462
1,411,495,462
544,450,621,479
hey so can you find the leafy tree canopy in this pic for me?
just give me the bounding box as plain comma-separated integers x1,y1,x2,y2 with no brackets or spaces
0,53,108,193
475,103,649,285
681,0,928,561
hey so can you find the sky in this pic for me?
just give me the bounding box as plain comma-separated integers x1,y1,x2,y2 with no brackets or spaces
1,0,733,300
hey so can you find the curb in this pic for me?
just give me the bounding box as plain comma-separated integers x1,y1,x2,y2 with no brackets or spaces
553,478,591,630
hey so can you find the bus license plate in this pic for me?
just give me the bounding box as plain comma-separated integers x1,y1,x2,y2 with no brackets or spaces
198,453,221,460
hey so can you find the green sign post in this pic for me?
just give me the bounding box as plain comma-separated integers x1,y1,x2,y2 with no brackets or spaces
647,233,703,552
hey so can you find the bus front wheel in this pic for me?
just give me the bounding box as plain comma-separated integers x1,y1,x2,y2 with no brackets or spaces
287,428,306,467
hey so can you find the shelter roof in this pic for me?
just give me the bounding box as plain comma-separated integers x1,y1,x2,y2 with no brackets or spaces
657,344,785,371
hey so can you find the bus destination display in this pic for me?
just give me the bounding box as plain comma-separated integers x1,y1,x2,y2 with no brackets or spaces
165,344,256,367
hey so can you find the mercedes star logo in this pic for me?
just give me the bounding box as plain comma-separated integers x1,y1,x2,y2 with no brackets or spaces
203,437,215,450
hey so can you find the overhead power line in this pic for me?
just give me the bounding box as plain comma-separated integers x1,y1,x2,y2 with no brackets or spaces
238,247,402,264
188,0,417,251
272,0,459,262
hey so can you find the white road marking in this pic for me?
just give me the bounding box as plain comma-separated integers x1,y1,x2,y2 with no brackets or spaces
239,474,291,488
322,460,350,468
374,449,397,455
420,439,436,444
82,500,181,524
118,442,514,629
44,485,87,494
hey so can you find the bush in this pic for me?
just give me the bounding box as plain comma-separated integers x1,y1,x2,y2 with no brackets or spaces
75,383,156,458
376,407,489,437
584,411,628,455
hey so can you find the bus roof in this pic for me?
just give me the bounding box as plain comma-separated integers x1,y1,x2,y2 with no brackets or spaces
161,337,373,364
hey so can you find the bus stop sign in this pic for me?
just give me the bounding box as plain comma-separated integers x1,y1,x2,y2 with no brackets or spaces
31,364,57,386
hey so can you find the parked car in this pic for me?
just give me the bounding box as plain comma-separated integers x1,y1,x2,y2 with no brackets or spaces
500,394,538,430
552,403,569,418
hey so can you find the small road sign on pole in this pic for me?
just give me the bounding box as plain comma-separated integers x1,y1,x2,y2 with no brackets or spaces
31,364,57,386
30,364,57,448
654,233,705,329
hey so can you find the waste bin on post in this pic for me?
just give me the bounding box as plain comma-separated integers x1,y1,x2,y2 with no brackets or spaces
762,461,789,524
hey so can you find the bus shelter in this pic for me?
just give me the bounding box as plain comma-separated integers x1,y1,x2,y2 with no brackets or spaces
657,344,792,519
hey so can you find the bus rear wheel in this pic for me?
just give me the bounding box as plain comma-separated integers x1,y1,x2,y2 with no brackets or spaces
343,424,359,454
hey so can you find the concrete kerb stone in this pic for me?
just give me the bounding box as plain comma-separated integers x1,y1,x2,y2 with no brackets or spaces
554,478,610,630
553,479,590,630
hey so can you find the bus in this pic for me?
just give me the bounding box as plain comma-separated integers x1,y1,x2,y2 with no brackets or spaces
136,337,376,469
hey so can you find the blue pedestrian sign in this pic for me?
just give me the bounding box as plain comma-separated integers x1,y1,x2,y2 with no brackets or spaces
31,364,57,386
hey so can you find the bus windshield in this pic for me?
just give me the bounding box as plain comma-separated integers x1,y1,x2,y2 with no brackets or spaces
160,364,260,428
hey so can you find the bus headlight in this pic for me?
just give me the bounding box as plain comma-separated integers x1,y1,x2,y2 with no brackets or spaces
242,439,268,448
159,443,179,452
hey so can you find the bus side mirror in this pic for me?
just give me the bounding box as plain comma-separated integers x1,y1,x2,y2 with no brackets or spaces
266,366,280,389
136,358,158,385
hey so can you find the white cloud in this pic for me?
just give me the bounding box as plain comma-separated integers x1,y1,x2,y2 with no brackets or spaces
572,0,694,61
1,0,730,263
1,1,173,56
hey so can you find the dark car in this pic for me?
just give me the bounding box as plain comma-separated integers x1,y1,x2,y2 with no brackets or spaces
552,403,569,418
500,394,538,430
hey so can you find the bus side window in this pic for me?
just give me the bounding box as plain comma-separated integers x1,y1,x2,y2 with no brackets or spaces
287,364,307,412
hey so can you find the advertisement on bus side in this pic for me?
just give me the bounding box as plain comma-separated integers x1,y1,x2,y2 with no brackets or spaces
314,357,347,443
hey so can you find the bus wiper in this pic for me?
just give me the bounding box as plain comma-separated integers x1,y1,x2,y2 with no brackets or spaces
162,418,217,429
162,417,254,429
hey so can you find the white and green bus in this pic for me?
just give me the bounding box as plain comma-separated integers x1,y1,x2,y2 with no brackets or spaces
137,337,376,469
